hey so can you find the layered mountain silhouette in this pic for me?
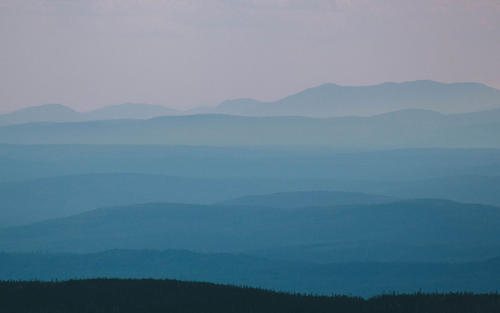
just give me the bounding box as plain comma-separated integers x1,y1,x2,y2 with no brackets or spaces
2,80,500,302
0,174,392,228
1,109,500,147
2,81,499,126
2,146,500,228
2,145,499,183
2,174,499,228
2,199,500,263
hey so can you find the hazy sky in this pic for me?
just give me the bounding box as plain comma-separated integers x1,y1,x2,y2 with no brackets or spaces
1,0,499,113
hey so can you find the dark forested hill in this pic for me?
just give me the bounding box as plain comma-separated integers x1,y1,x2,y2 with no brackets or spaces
1,279,499,313
1,250,500,297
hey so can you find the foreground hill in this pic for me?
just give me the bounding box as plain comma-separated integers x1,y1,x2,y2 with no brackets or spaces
213,81,500,117
1,279,499,313
1,109,499,148
2,200,500,262
1,250,499,297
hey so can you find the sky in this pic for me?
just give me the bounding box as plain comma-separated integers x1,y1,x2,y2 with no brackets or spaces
0,0,499,113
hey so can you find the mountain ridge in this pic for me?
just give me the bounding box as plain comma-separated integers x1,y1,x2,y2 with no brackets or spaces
2,80,499,125
210,80,500,117
2,109,500,147
0,103,179,126
2,199,500,263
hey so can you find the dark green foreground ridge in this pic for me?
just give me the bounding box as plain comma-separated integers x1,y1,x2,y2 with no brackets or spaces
1,279,499,313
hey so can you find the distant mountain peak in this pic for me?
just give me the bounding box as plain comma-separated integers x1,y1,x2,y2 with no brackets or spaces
0,102,179,126
212,80,500,117
17,103,76,113
0,103,80,126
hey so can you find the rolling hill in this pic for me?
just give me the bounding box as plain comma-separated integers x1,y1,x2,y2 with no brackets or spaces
0,174,390,228
1,199,500,262
2,146,500,183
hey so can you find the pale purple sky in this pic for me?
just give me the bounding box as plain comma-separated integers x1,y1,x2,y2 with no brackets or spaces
1,0,499,113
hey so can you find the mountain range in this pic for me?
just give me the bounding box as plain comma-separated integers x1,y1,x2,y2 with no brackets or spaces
0,103,177,126
1,109,500,148
210,81,500,117
2,80,500,299
0,174,395,228
2,146,500,229
2,145,499,183
1,80,499,126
